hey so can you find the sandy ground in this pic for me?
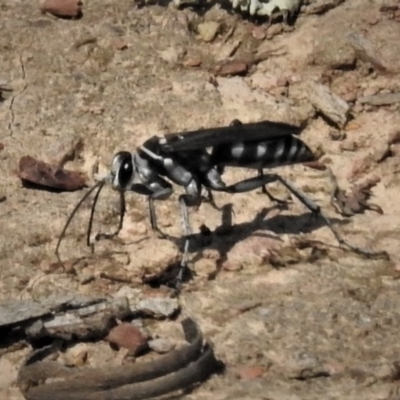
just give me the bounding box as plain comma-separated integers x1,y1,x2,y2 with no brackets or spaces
1,0,400,399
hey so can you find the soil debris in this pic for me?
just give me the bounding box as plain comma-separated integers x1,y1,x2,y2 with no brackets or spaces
358,92,400,106
213,48,284,77
214,60,249,77
346,32,387,72
329,170,383,217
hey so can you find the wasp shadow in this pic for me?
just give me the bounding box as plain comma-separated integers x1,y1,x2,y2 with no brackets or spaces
194,203,350,279
144,202,350,286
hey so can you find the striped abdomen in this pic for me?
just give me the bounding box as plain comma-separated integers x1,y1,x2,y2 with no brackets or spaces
210,135,315,169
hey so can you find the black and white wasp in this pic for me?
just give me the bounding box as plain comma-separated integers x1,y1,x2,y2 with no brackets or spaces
56,119,381,285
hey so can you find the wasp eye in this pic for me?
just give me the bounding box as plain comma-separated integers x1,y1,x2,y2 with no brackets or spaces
112,151,134,190
118,159,133,188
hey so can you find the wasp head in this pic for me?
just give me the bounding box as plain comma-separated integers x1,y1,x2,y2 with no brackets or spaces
111,151,135,191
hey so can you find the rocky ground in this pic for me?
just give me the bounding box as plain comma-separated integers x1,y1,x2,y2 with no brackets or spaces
1,0,400,399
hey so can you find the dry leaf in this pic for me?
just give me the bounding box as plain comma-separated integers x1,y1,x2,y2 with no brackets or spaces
18,156,87,192
40,0,83,18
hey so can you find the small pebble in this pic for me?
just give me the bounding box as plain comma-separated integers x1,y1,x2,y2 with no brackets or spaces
184,58,202,67
252,26,266,40
106,323,148,356
64,344,89,367
339,141,358,152
113,38,128,51
363,86,379,98
198,22,220,43
236,365,265,380
159,47,185,64
135,298,180,318
148,338,176,354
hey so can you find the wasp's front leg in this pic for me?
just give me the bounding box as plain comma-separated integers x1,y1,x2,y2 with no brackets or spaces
130,178,174,238
173,179,204,287
94,191,126,242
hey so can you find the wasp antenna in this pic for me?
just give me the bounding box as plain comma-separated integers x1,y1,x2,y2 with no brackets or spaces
115,191,126,235
55,180,105,266
86,180,107,251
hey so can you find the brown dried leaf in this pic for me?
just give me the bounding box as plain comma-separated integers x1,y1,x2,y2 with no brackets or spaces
40,0,83,18
18,156,87,192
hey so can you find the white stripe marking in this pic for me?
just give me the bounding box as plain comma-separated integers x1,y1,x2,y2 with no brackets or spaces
231,142,245,159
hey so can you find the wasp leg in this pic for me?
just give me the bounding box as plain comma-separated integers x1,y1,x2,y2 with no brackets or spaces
216,174,279,194
258,169,291,208
218,173,384,258
128,182,173,239
147,196,168,238
224,123,290,208
95,191,126,242
148,186,175,239
175,190,203,288
201,188,224,211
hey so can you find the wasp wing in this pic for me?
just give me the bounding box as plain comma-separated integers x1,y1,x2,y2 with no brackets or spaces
160,120,303,153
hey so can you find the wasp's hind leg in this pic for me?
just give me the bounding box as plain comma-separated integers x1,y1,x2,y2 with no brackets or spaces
217,173,384,258
258,169,292,209
230,119,290,207
201,188,225,211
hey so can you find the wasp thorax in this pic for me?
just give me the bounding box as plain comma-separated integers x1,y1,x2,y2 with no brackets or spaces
111,151,134,190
